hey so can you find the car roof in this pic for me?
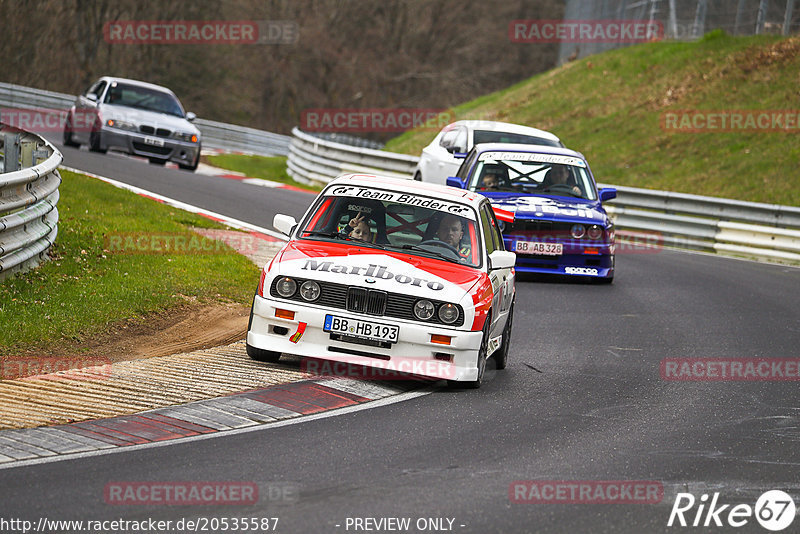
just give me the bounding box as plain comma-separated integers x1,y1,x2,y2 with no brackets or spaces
444,120,560,142
327,173,485,207
99,76,177,96
470,142,587,161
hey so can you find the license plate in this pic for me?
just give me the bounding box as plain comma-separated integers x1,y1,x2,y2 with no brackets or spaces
324,314,399,344
515,241,563,255
143,136,165,147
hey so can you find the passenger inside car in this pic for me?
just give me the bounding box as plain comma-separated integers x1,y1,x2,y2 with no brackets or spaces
347,212,374,242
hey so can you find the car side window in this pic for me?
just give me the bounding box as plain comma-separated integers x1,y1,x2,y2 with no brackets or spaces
88,81,106,100
480,204,497,257
456,151,477,181
453,127,468,153
439,129,458,150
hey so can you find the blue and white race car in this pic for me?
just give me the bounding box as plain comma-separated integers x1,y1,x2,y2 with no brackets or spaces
446,143,617,282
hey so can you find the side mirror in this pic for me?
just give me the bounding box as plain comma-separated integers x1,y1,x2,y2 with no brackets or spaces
273,214,297,236
489,250,516,270
599,188,617,202
453,151,467,159
446,176,466,189
85,93,98,103
186,111,197,122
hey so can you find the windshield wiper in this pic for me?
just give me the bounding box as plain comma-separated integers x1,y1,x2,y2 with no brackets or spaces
302,231,386,249
397,244,461,264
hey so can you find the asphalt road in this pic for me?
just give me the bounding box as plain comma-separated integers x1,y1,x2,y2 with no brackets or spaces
2,141,798,533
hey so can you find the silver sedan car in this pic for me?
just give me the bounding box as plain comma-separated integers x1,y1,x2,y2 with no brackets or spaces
63,76,201,171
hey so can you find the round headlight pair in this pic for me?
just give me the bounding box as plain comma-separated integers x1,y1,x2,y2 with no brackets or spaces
414,300,459,324
276,277,321,301
571,224,603,240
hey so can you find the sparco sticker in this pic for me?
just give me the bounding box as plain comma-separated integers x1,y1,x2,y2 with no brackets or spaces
478,152,586,167
328,186,475,220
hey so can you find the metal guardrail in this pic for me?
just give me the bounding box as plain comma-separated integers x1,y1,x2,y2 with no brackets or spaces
286,127,418,184
0,82,290,157
0,126,62,280
286,128,800,264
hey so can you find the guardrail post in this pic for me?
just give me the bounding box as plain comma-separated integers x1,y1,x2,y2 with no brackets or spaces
3,133,20,172
21,141,35,168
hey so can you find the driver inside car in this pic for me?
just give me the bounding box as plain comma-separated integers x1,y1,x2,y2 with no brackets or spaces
435,214,471,259
543,164,582,196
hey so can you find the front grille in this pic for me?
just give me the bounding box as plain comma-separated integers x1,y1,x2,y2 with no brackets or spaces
269,277,463,327
132,142,171,156
505,220,573,236
347,287,387,315
140,125,154,134
156,128,171,137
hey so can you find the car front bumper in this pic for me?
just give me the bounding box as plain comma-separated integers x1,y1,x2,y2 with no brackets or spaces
247,294,484,382
100,126,200,165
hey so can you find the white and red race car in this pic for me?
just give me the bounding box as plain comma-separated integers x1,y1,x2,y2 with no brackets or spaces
246,174,516,387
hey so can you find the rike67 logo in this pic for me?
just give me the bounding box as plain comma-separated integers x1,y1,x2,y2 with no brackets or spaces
668,490,796,531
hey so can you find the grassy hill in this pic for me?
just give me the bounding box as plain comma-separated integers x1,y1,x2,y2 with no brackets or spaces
386,31,800,207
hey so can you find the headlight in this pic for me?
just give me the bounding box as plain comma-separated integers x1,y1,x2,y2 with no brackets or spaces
570,224,586,239
438,303,459,324
275,277,297,298
106,119,137,132
174,131,199,143
587,224,603,240
299,280,320,302
414,300,435,320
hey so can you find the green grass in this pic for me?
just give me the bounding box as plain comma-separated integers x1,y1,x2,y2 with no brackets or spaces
0,170,260,355
386,31,800,206
203,154,323,192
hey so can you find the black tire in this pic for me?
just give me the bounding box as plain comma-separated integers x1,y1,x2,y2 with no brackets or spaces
494,302,514,370
179,144,201,171
449,313,490,389
247,343,281,363
89,123,107,153
149,157,168,165
414,172,422,182
63,115,80,148
593,275,614,284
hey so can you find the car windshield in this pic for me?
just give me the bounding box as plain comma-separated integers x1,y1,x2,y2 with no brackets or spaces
298,185,482,268
467,151,597,200
103,82,185,117
473,130,562,147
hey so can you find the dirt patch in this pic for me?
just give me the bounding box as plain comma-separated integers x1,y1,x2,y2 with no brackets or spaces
3,301,251,378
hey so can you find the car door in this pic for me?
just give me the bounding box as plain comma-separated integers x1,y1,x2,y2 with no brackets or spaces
74,80,106,143
480,202,513,341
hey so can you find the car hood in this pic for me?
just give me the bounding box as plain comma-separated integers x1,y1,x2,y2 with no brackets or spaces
487,194,609,224
273,240,487,302
99,103,199,134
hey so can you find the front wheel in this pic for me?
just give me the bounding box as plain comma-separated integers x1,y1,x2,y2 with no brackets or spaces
494,302,514,370
247,343,281,363
89,123,107,153
449,314,490,389
63,115,80,147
